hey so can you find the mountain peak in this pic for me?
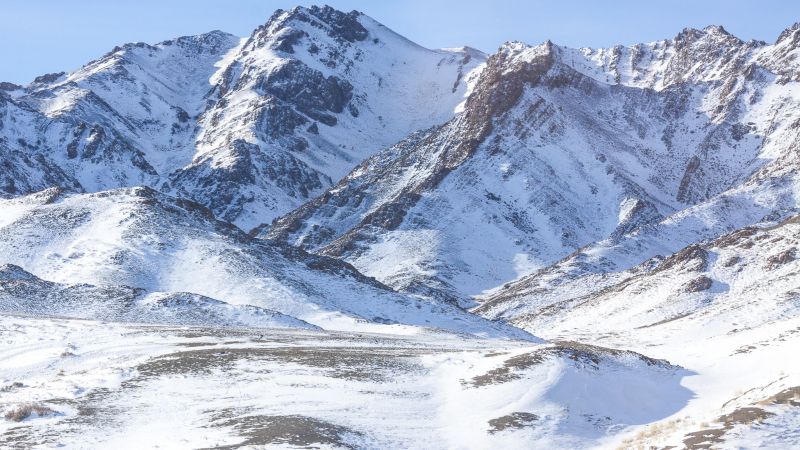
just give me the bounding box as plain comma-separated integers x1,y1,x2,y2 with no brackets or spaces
702,24,731,36
30,71,66,86
157,29,239,50
301,5,367,42
251,4,368,54
776,21,800,44
675,24,743,45
492,40,556,72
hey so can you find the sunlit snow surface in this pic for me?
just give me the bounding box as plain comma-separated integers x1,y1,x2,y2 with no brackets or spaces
0,315,684,449
1,312,797,449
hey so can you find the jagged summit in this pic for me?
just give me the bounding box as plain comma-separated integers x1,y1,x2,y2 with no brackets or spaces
673,24,740,42
776,21,800,43
246,6,368,56
275,5,368,44
701,24,731,35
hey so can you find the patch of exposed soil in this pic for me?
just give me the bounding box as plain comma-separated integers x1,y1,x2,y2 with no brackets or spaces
206,414,362,449
721,256,741,267
136,346,427,382
3,403,57,422
764,386,800,407
465,352,546,387
465,341,671,387
682,406,777,449
487,412,539,433
636,312,693,329
712,227,759,248
767,248,796,269
684,276,713,293
654,244,708,273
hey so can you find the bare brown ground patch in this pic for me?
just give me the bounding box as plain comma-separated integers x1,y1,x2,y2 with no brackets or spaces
203,414,363,449
464,341,671,388
135,346,432,382
488,412,539,433
679,387,800,450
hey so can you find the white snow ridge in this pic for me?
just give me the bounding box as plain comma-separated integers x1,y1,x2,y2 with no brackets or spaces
1,5,799,449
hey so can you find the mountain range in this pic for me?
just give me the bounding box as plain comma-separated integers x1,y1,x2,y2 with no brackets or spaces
1,5,799,449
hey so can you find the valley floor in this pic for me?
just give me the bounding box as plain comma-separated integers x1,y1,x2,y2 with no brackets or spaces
0,313,798,449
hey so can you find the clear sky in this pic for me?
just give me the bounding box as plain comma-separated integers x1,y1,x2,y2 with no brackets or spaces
2,0,799,84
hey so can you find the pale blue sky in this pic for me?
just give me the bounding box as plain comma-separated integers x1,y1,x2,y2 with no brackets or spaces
2,1,799,84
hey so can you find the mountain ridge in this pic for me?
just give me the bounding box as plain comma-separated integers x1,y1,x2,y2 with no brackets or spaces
263,23,800,306
1,5,485,228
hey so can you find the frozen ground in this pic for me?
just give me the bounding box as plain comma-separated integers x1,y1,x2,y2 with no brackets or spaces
1,313,797,449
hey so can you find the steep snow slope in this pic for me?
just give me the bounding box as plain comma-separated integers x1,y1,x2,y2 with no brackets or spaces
266,24,800,304
168,6,485,228
0,188,529,339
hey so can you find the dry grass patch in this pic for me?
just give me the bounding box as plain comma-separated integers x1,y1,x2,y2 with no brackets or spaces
4,402,57,422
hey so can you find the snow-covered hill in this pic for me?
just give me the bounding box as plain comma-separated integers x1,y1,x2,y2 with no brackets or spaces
479,213,800,331
475,214,800,448
0,264,318,329
0,187,530,338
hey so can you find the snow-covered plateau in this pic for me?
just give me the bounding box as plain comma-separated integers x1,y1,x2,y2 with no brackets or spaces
1,4,799,449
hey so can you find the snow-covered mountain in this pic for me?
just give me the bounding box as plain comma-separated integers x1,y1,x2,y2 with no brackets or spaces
0,5,483,229
170,7,484,229
1,31,239,195
265,24,800,307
